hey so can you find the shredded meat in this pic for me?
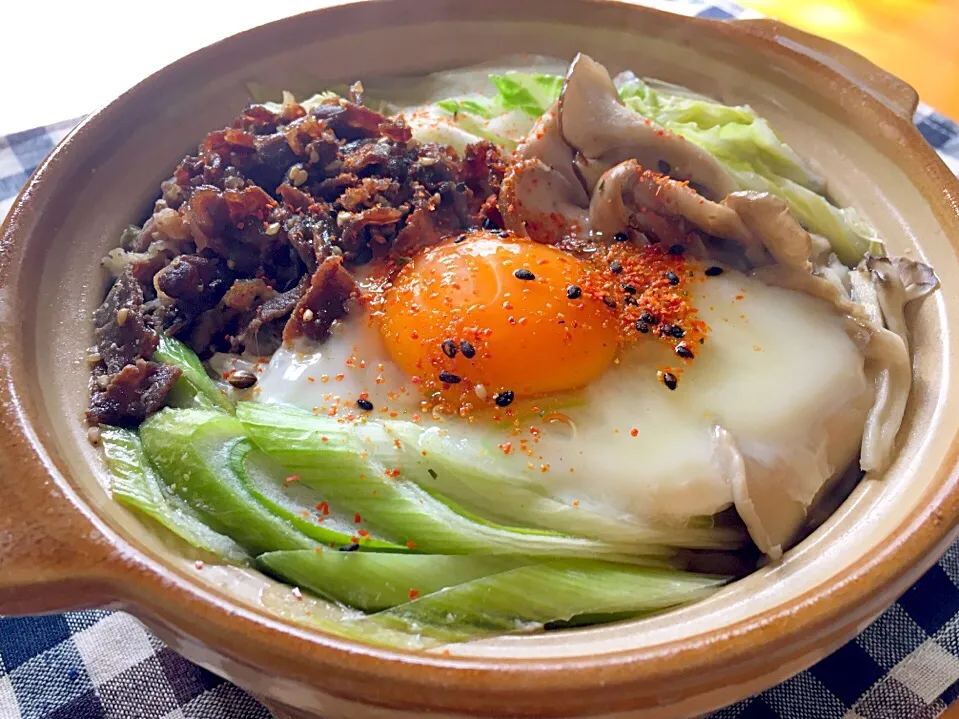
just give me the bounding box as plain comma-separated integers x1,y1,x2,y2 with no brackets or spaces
88,90,507,425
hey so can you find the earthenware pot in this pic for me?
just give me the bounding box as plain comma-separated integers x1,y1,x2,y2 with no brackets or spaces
2,2,958,717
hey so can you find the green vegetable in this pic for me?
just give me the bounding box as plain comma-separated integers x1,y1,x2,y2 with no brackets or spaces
258,551,526,612
101,426,248,563
237,402,656,561
437,72,563,119
364,560,725,641
238,402,743,551
231,439,407,552
153,336,234,413
139,408,315,554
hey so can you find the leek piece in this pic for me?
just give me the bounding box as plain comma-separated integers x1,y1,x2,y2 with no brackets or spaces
139,408,315,554
231,439,407,552
238,402,656,561
239,402,744,551
367,560,725,641
258,550,526,612
153,335,234,413
102,426,248,563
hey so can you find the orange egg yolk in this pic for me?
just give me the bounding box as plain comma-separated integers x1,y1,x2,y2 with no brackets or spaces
376,231,618,404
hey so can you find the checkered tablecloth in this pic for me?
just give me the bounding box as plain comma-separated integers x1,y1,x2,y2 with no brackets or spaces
4,2,959,717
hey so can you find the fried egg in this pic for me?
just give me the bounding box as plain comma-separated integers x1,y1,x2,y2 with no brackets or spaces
255,230,869,552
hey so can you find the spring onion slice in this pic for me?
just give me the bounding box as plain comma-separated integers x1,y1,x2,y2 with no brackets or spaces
153,335,234,413
140,408,315,554
365,559,726,641
101,425,248,563
258,551,527,612
231,439,406,552
238,402,660,561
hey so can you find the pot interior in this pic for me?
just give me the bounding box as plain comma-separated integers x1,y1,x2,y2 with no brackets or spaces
21,2,959,660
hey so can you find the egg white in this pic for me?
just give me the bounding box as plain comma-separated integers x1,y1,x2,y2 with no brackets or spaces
253,266,869,548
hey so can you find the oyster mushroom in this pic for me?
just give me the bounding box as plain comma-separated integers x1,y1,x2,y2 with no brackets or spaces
558,53,735,200
498,103,590,242
589,159,759,256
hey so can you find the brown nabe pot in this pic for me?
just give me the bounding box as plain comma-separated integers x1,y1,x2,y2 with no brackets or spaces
2,2,959,717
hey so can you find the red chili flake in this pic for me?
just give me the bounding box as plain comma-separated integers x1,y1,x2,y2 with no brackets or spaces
316,501,330,515
384,468,401,478
630,428,639,437
358,529,370,538
354,513,362,524
194,560,204,570
408,589,420,600
284,474,301,484
406,541,417,549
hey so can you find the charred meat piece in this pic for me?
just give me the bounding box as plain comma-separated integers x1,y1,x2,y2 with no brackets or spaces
93,269,158,374
283,257,357,342
87,359,182,426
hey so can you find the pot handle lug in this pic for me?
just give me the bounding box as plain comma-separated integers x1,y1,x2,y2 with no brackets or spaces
0,452,120,615
734,18,919,121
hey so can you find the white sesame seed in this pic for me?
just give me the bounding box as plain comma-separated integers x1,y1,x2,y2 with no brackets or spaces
474,384,488,400
302,309,315,322
116,308,129,327
265,222,281,236
291,586,303,600
86,426,101,445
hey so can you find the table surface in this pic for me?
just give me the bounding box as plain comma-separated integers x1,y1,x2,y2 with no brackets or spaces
3,0,958,136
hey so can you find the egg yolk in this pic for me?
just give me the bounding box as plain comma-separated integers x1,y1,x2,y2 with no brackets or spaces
377,231,618,404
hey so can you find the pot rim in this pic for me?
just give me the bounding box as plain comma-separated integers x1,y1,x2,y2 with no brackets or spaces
3,0,959,714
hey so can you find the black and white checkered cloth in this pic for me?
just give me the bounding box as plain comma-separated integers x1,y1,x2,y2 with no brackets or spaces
4,1,959,717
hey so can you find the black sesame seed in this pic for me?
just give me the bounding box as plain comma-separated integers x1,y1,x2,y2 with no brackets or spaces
482,217,497,230
441,339,458,358
427,468,438,479
460,340,476,358
666,271,680,285
640,312,657,325
455,234,467,244
357,398,374,411
340,543,361,552
705,266,724,277
662,372,678,390
455,182,467,192
623,295,638,306
566,285,582,299
613,232,629,243
622,284,636,294
667,244,685,256
636,321,650,334
670,325,685,338
514,268,535,281
602,295,616,308
438,371,461,384
498,230,510,238
495,390,515,407
610,260,623,274
675,343,695,359
657,160,672,175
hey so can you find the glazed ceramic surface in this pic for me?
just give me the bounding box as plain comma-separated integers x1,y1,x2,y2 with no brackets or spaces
2,2,959,718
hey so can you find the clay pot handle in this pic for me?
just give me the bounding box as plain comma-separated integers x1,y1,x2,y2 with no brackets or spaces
0,437,119,615
734,18,919,121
